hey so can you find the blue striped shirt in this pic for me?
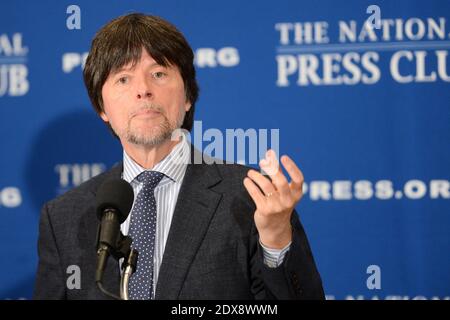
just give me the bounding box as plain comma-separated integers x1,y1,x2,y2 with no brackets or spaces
120,132,290,293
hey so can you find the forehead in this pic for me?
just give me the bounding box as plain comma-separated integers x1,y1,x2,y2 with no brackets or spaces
112,49,160,73
109,47,176,76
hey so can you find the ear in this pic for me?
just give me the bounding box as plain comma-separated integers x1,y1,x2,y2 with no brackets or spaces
100,111,109,122
184,100,192,112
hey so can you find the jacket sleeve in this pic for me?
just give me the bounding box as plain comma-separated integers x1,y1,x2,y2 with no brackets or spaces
33,202,66,300
250,210,325,300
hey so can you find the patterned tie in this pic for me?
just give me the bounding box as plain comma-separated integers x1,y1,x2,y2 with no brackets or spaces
128,171,164,300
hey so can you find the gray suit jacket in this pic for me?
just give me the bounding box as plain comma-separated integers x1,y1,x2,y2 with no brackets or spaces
33,150,324,300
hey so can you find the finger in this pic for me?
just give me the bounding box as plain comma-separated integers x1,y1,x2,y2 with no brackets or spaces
247,169,277,197
259,161,291,201
260,150,291,199
281,155,304,195
260,149,280,176
243,177,265,207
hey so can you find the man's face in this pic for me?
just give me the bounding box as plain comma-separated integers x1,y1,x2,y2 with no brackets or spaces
100,49,191,147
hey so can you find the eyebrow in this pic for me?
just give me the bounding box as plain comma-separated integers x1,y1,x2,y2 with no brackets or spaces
113,62,164,75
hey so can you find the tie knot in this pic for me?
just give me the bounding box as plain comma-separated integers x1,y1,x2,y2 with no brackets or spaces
136,171,164,189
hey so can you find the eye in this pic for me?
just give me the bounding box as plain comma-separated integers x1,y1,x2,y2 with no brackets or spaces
117,76,129,85
153,71,166,79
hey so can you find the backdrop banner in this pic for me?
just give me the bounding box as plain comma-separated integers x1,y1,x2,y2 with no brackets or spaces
0,0,449,300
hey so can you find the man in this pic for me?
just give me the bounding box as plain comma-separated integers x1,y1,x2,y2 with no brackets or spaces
34,13,324,300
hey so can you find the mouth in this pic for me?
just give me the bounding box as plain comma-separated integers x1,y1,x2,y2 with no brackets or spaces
132,109,162,119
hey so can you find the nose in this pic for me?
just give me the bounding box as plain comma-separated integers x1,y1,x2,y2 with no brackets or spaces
136,90,152,99
136,79,153,99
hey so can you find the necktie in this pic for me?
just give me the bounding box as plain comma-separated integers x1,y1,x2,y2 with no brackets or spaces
128,171,164,300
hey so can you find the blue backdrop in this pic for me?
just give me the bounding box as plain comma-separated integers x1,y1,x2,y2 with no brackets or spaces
0,0,449,299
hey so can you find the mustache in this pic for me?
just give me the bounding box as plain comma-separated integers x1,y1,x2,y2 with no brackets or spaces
129,103,165,117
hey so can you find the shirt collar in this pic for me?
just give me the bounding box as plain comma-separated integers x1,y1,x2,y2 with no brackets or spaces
122,131,190,186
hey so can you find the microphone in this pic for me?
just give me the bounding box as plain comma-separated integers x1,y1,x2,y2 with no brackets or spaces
95,178,134,285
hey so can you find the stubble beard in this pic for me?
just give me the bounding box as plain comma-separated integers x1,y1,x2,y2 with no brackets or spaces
122,103,185,147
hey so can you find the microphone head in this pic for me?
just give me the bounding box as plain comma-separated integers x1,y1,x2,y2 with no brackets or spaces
96,178,134,223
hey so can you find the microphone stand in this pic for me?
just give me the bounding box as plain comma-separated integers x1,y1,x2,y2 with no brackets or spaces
120,249,138,300
96,230,138,300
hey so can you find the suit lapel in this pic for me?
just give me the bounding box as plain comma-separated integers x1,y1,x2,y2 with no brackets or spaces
155,154,223,299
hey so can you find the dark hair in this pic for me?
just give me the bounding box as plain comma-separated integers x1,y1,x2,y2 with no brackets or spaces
83,13,199,132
